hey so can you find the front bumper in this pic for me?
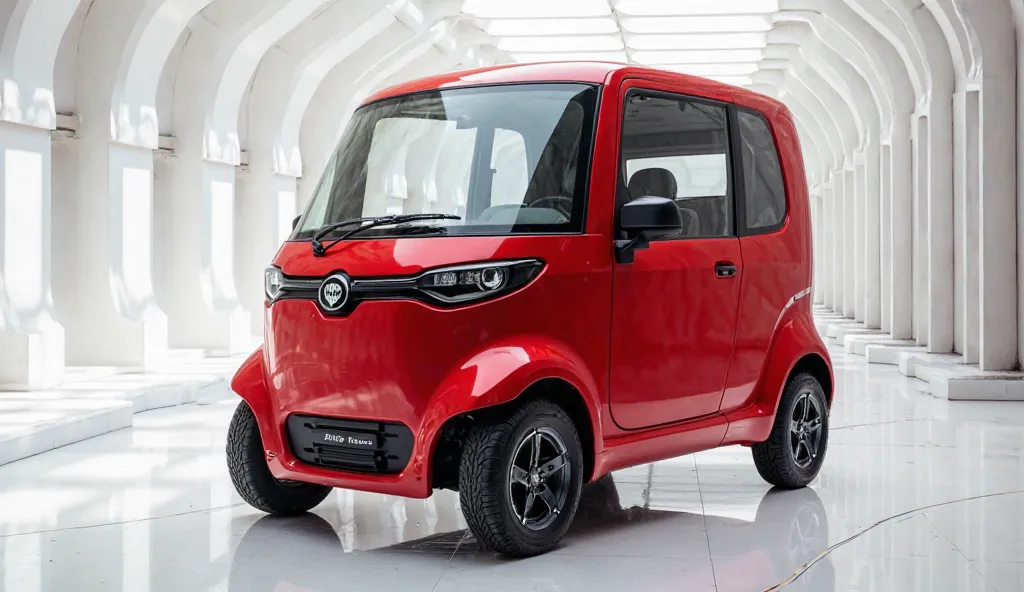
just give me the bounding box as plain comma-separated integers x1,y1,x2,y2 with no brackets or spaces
229,346,438,498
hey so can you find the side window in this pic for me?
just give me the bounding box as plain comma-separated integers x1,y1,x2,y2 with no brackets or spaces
620,91,732,238
737,108,787,231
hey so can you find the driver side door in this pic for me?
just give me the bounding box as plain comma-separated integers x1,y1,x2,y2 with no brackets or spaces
608,82,743,430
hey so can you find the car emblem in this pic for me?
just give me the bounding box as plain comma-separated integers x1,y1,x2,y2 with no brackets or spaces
318,274,350,312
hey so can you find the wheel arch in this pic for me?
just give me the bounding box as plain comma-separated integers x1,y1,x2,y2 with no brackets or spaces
789,352,834,408
430,376,599,490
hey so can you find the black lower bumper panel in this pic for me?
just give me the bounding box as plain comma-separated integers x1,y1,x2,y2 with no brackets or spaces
285,414,414,474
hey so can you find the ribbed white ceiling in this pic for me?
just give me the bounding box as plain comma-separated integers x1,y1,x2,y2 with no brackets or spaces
461,0,780,87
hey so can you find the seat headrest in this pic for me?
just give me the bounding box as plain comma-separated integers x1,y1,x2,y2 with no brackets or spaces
677,207,700,236
628,168,677,199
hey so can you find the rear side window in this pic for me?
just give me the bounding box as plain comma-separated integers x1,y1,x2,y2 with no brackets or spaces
737,108,787,232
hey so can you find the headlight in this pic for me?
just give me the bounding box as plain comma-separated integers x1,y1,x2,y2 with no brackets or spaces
265,266,284,301
417,260,543,304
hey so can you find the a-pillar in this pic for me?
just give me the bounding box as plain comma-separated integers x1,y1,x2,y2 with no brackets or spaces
55,0,169,368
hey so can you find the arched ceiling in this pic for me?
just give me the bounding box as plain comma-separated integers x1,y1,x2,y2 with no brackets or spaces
463,0,780,87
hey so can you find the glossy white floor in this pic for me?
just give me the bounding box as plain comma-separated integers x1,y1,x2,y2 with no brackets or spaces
1,342,1023,592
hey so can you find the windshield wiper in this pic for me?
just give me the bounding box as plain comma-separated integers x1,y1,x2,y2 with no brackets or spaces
311,213,460,256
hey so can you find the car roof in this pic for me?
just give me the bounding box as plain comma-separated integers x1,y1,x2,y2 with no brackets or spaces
361,62,786,113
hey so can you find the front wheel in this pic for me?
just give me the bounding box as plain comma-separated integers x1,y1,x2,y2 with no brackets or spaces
459,399,584,557
751,373,829,488
226,401,332,515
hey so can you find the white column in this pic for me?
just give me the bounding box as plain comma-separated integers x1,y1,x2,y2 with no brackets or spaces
879,143,893,333
822,184,834,310
863,142,881,329
926,98,955,354
912,114,929,345
0,0,81,387
843,166,856,318
890,123,914,340
853,153,865,322
812,193,825,305
832,175,845,316
0,121,65,387
971,0,1019,371
961,89,980,364
156,4,266,353
56,0,171,368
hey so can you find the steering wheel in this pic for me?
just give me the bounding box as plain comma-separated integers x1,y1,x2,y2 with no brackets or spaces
528,196,573,217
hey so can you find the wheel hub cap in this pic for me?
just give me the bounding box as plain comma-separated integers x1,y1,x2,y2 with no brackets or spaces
508,428,571,531
790,391,823,470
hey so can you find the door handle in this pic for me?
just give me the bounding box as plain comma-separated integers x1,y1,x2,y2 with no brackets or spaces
715,262,738,278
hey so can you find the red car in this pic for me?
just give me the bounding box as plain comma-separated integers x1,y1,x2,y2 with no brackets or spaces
227,62,833,557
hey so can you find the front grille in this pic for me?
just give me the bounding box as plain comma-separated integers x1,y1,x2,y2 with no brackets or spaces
286,414,414,474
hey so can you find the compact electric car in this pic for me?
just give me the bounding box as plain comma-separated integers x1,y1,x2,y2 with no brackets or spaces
227,62,833,557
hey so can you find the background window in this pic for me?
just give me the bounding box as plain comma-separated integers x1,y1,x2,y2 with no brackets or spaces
621,92,731,238
738,109,787,230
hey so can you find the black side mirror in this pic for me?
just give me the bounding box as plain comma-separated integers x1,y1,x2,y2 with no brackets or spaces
615,197,682,263
292,215,301,230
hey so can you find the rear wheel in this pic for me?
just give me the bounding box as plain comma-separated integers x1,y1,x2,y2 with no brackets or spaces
226,400,332,515
458,399,584,557
752,373,829,488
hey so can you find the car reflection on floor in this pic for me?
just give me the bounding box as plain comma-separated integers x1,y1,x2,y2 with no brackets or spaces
227,474,834,592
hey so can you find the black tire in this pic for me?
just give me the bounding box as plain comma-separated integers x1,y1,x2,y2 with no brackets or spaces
459,399,584,557
752,373,829,488
226,400,332,515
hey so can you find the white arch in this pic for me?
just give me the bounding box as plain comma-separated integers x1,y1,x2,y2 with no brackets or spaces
276,2,401,176
922,0,980,85
771,24,869,150
115,0,215,146
0,0,84,127
296,20,419,207
204,0,339,165
839,0,928,100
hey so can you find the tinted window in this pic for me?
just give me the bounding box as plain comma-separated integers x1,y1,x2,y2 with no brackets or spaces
737,109,787,231
620,92,732,238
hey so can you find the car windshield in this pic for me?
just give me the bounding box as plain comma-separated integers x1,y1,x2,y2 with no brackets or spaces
291,82,599,240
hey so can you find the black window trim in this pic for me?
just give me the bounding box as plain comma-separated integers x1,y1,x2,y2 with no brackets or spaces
616,86,738,242
733,105,789,238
